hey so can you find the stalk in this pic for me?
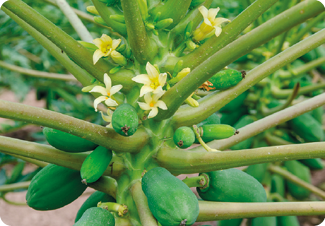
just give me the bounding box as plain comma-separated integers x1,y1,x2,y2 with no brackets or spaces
55,0,93,42
0,181,30,192
271,83,325,99
3,0,112,82
172,28,325,127
181,0,280,69
130,181,158,226
120,0,158,64
182,175,207,188
268,165,325,200
89,176,117,199
156,142,325,175
0,61,77,82
209,92,325,150
0,100,149,153
0,136,125,178
197,201,325,221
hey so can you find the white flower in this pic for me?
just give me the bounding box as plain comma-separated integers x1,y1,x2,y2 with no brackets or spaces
93,34,121,65
193,6,230,41
138,91,167,118
132,62,167,97
89,73,123,111
100,109,113,128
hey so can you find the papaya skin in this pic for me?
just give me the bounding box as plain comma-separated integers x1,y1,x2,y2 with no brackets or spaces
112,103,139,136
74,207,115,226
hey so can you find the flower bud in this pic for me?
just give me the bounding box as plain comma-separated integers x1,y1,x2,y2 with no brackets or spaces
155,18,173,30
110,14,125,23
86,6,99,15
111,50,127,66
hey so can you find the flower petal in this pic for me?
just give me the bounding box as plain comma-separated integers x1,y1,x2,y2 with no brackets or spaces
100,111,112,122
112,39,121,50
152,86,163,94
144,92,153,104
213,18,231,27
138,101,151,110
198,6,209,19
110,84,123,96
101,34,112,45
146,62,159,80
158,73,167,86
90,86,107,96
156,100,168,110
93,49,105,65
140,85,154,97
93,96,107,111
148,107,158,118
208,8,220,22
103,73,112,91
152,90,165,101
105,98,118,107
93,38,103,48
132,74,152,85
214,26,222,37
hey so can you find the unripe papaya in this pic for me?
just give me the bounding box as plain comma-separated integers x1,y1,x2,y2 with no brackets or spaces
218,218,242,226
74,207,115,226
111,103,138,136
252,216,276,226
43,127,98,153
270,174,285,197
277,216,299,226
289,113,323,142
75,191,116,222
284,160,311,199
142,167,199,226
197,113,220,127
26,164,87,210
219,91,248,113
173,126,195,149
208,69,245,90
299,158,324,170
200,124,236,142
220,107,247,126
197,169,267,202
80,146,113,184
245,163,269,183
230,115,255,150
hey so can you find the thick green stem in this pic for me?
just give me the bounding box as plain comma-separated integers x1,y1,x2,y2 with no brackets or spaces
120,0,157,64
268,165,325,200
290,11,325,45
0,136,125,178
55,0,93,42
130,181,158,226
3,8,94,86
181,0,280,69
0,100,149,153
264,133,292,146
156,142,325,175
278,56,325,79
209,92,325,150
182,175,206,188
172,28,325,127
89,176,117,199
0,181,30,192
197,201,325,221
3,0,112,82
8,153,48,167
271,83,325,99
0,61,77,82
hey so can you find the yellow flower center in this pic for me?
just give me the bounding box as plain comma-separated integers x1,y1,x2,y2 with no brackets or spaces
150,79,160,89
107,92,111,97
101,44,112,55
149,102,155,107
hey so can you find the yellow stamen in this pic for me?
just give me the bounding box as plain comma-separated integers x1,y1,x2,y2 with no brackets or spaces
149,102,155,107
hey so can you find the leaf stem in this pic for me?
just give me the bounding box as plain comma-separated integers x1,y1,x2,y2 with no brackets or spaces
268,165,325,200
271,82,325,99
0,181,30,192
182,175,206,188
197,201,325,221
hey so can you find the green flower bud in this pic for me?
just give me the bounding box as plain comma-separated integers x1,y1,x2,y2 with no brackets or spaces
116,44,126,52
155,18,173,30
86,6,99,15
94,16,108,27
184,21,193,39
111,50,127,66
110,66,122,74
110,14,125,23
78,41,97,51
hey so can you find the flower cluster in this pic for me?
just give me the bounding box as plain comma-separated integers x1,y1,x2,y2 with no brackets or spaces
193,6,230,42
132,62,167,118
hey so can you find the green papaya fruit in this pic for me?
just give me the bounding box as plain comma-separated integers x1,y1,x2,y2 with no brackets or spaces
270,174,285,197
111,103,139,136
218,218,242,226
197,169,267,202
80,146,113,184
277,216,299,226
173,126,195,149
6,161,25,184
230,115,255,150
299,158,324,170
251,216,276,226
220,107,247,126
43,127,98,153
74,207,115,226
284,160,311,199
289,113,323,142
26,164,87,210
208,69,245,90
75,191,116,222
197,113,220,127
245,163,269,183
219,91,248,113
200,124,236,142
142,167,199,226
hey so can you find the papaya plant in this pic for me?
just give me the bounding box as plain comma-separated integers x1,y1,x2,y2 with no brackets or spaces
1,0,325,225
